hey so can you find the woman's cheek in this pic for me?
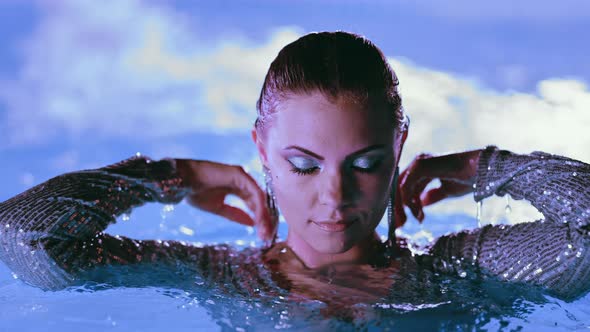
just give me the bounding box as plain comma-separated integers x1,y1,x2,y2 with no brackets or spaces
358,174,389,202
272,172,307,215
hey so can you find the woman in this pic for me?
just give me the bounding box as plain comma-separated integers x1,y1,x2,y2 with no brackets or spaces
0,31,588,306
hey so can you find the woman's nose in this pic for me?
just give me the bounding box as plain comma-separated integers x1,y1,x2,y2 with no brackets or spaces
318,170,356,209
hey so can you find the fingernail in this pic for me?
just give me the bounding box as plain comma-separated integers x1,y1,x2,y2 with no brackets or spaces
409,205,418,217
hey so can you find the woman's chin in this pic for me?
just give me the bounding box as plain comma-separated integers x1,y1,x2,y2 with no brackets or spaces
309,236,355,254
286,225,364,254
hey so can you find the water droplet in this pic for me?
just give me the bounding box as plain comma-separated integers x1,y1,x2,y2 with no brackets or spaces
4,224,9,228
573,172,577,177
11,273,18,279
121,214,130,221
458,271,467,278
135,152,142,157
556,256,561,262
576,251,582,258
280,248,287,254
504,195,512,216
179,225,194,236
160,204,175,219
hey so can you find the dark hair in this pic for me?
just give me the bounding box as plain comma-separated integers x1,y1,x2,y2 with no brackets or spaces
255,31,406,134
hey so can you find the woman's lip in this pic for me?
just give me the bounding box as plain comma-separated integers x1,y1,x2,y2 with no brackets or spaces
311,219,356,232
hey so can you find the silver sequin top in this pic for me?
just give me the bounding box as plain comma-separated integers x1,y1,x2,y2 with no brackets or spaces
0,147,588,299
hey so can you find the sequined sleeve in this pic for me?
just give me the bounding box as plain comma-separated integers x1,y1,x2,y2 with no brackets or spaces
0,156,232,290
427,146,590,299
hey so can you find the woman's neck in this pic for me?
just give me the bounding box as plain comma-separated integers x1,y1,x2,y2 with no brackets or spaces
285,231,384,269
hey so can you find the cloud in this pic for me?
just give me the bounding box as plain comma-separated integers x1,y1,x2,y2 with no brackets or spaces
0,0,301,146
49,150,79,172
391,57,590,166
390,0,590,22
390,57,589,222
19,172,35,188
1,0,588,221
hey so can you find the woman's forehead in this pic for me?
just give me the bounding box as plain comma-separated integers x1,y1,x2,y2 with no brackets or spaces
276,92,362,113
268,93,395,152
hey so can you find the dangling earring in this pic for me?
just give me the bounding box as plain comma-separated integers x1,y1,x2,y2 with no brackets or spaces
386,166,400,254
263,166,279,246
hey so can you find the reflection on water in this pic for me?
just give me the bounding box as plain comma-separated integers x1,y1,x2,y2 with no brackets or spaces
72,241,555,331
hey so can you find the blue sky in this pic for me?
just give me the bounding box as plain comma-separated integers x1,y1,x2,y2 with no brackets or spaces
0,0,588,224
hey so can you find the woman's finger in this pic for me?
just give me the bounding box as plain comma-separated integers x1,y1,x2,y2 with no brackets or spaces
394,183,407,228
186,187,229,211
403,176,430,222
421,180,472,206
420,186,449,207
186,189,254,226
408,198,424,222
215,204,256,227
227,166,273,240
178,160,274,240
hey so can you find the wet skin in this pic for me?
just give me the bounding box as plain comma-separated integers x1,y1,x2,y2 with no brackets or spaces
252,92,405,269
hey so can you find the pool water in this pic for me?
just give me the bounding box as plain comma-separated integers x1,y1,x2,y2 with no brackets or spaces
1,198,589,331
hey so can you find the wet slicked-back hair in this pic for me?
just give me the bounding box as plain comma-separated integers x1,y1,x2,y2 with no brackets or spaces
255,31,406,134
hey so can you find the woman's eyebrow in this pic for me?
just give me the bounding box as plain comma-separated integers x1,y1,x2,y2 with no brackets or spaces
283,144,386,160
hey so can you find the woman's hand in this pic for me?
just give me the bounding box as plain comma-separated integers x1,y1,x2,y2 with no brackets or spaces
394,149,483,227
175,159,276,241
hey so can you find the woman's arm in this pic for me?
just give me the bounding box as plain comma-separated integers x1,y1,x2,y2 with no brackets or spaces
0,156,275,290
400,147,590,299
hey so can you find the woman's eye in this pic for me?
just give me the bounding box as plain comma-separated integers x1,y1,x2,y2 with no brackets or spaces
286,156,382,176
290,166,319,176
288,157,320,176
351,157,382,173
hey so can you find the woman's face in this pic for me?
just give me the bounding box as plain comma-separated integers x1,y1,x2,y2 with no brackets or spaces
254,92,402,254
